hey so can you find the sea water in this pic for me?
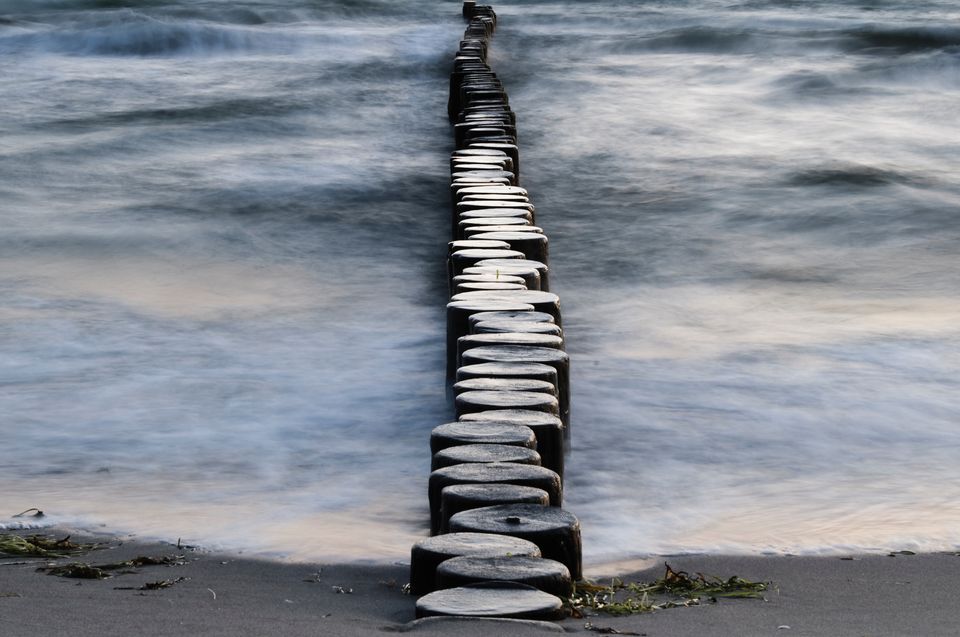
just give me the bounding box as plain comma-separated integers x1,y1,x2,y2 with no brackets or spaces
1,0,958,562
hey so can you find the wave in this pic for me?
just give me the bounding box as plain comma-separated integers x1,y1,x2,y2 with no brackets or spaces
786,164,923,188
841,25,960,54
854,49,960,87
41,96,310,130
0,10,300,56
770,70,846,98
604,26,769,55
0,0,419,23
597,22,960,59
768,69,896,100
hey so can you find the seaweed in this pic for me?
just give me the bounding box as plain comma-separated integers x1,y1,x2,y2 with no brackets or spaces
568,564,769,617
122,556,185,568
584,622,645,635
115,577,189,591
42,563,110,579
0,534,97,558
38,555,185,579
139,577,188,590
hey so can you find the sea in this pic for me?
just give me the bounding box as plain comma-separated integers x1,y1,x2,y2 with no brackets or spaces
1,0,958,564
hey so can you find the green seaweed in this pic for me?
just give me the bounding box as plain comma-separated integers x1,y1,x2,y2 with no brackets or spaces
0,534,96,558
568,563,769,617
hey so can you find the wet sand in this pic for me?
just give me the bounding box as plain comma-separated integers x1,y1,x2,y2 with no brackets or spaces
2,528,958,636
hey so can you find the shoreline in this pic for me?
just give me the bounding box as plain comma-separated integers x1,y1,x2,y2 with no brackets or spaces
2,527,958,636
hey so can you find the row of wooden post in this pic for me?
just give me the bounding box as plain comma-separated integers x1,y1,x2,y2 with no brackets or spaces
409,3,583,621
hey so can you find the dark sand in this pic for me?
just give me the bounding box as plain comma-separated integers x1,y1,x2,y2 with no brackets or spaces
2,529,958,636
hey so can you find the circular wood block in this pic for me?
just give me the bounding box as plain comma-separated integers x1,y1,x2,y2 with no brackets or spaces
459,409,565,477
451,175,511,188
455,390,559,418
446,301,536,379
452,162,510,172
451,172,516,183
440,483,550,534
415,582,564,620
465,226,543,237
429,463,563,534
473,258,549,291
454,185,527,198
448,504,582,580
459,346,570,429
470,231,549,264
460,195,529,203
432,443,541,471
458,333,563,368
458,201,535,213
449,239,512,253
451,290,559,324
457,217,532,239
453,377,556,396
457,362,558,384
468,311,554,326
459,216,531,228
437,555,573,597
462,207,530,218
431,422,537,454
456,281,527,294
460,208,533,221
473,320,562,336
452,274,528,287
463,265,541,291
410,532,541,595
449,249,524,278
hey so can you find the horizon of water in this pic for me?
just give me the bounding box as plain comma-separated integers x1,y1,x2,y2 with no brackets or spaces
1,0,958,563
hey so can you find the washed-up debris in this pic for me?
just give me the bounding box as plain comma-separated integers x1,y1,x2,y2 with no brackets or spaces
115,577,189,591
12,508,45,519
0,534,97,558
331,586,353,594
568,564,769,617
584,623,645,635
174,538,199,551
888,550,916,557
38,555,185,579
122,555,185,567
42,563,109,579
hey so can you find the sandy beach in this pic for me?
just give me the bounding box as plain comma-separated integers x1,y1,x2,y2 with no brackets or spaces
2,528,958,637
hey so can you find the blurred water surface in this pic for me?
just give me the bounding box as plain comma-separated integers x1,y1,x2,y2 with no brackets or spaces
1,0,958,561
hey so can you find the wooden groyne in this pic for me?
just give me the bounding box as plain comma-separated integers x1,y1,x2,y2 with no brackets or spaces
410,2,581,621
